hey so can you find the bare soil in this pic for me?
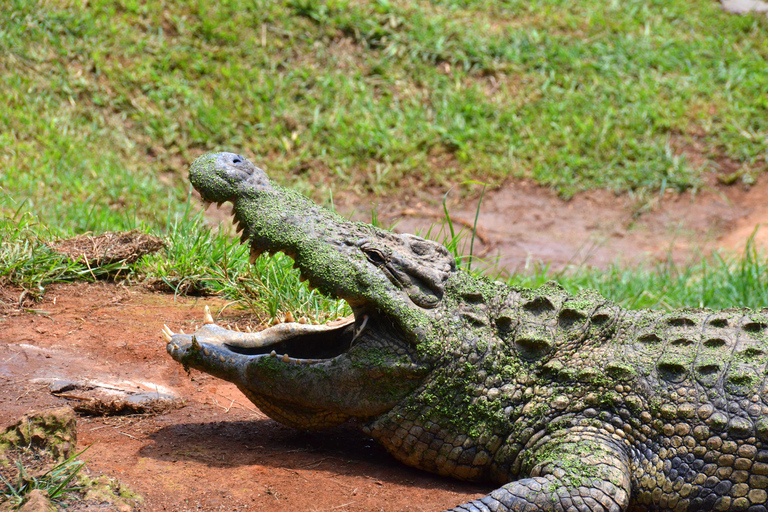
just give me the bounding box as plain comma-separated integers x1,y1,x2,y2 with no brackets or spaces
3,176,768,511
338,175,768,274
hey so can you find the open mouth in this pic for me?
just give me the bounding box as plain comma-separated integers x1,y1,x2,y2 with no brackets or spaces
163,188,384,367
222,321,356,359
164,306,370,365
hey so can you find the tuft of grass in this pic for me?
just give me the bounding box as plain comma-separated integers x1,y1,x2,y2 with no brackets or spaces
508,232,768,311
154,208,349,322
137,197,351,322
0,210,139,300
0,447,89,507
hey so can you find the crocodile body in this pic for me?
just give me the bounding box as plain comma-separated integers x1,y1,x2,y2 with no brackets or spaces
166,152,768,512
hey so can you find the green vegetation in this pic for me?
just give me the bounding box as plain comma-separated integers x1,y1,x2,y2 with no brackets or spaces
1,0,767,317
0,447,88,507
506,234,768,311
0,203,351,321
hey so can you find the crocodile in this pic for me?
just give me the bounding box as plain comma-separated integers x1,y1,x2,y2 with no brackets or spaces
164,152,768,512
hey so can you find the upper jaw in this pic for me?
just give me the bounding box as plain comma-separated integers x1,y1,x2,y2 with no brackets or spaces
191,151,453,342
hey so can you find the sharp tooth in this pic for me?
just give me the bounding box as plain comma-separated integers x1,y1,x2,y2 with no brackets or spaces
219,355,226,362
349,315,369,348
204,348,210,356
298,317,307,324
190,336,201,351
163,324,174,336
203,200,212,211
270,350,277,357
235,325,241,332
282,354,290,363
240,231,250,244
162,329,172,342
246,325,252,333
271,317,280,326
216,202,223,208
172,343,179,350
179,329,185,335
204,305,214,324
284,311,294,323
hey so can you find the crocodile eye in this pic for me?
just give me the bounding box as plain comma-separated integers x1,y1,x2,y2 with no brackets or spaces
362,247,387,265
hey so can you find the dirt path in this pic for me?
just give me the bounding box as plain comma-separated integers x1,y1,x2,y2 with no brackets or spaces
0,282,489,511
337,176,768,274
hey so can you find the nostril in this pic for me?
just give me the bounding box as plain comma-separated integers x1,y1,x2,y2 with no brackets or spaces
232,155,242,164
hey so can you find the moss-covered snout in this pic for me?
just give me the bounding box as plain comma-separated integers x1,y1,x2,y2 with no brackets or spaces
189,152,456,344
189,152,272,204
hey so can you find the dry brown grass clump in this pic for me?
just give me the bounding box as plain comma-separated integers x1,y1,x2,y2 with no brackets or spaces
48,231,165,266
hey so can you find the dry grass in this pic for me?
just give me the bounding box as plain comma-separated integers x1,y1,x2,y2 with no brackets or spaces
48,231,165,266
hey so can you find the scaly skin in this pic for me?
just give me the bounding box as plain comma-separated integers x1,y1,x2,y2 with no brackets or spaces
166,152,768,512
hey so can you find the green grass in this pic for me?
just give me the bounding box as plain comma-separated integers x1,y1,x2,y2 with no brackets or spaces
140,200,350,321
2,0,767,226
1,0,767,316
0,447,89,507
507,241,768,311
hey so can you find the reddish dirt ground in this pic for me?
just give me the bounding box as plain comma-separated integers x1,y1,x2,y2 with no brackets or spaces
0,282,490,511
338,175,768,274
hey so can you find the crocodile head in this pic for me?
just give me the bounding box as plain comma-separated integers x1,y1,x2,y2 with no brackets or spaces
166,152,457,429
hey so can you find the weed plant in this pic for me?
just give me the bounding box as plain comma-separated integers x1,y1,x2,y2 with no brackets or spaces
0,447,89,507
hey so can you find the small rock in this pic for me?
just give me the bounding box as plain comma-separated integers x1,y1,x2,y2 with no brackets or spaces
720,0,768,14
18,489,57,512
0,407,77,460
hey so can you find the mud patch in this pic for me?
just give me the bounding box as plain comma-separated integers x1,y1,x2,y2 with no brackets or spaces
42,380,180,417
